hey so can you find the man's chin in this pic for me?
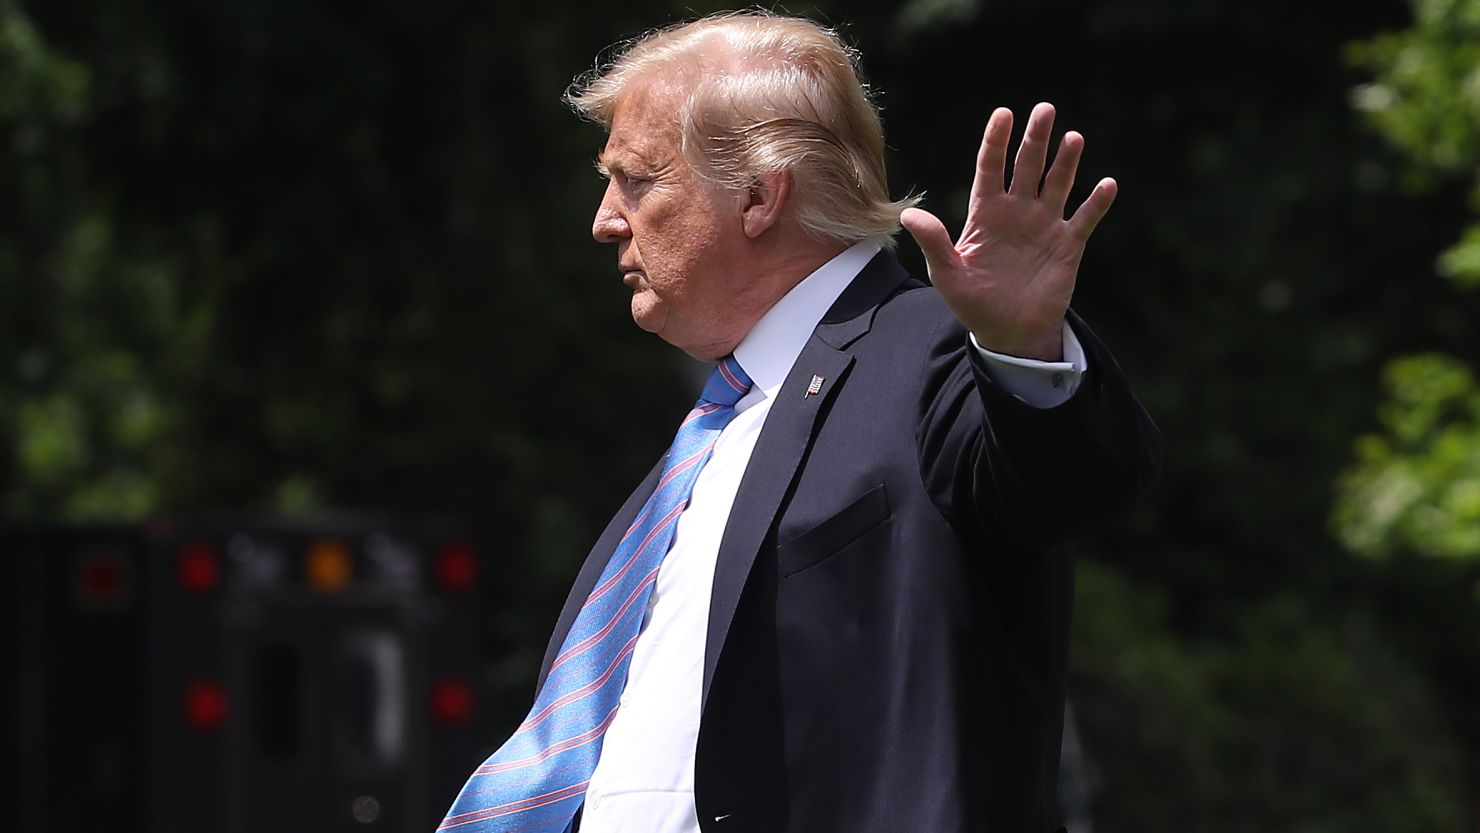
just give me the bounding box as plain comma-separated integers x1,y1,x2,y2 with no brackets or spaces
629,300,727,359
630,297,666,335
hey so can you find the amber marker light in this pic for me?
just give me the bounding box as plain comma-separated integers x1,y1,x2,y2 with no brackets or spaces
306,538,352,591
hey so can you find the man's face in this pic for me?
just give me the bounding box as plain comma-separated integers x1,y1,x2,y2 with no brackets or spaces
592,87,748,360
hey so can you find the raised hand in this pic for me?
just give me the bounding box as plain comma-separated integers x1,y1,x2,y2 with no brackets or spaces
900,103,1117,362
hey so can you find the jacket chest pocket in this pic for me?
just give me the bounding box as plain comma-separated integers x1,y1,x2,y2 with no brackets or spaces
776,482,891,578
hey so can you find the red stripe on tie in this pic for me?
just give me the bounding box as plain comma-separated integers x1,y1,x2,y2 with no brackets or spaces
475,705,620,775
432,781,583,828
438,781,591,828
570,493,687,625
653,442,714,492
549,563,664,674
616,433,713,541
582,449,712,618
623,501,655,539
518,633,640,733
718,360,744,394
588,446,710,610
484,759,594,804
621,502,687,576
581,546,643,613
681,402,723,427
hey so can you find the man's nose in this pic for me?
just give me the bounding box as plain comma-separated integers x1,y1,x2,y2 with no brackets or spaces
592,183,630,243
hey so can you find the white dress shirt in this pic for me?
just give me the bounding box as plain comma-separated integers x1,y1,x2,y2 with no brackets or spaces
578,242,1085,833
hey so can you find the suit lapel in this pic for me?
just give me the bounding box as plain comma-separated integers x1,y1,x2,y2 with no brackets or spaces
702,338,851,705
701,250,913,705
541,253,914,701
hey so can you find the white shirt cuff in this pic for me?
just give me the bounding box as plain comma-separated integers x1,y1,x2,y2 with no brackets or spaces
969,321,1087,409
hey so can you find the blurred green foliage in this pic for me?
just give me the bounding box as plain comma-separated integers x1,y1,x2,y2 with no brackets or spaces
1074,561,1466,833
1336,355,1480,565
1336,0,1480,601
1351,0,1480,286
1,0,1477,829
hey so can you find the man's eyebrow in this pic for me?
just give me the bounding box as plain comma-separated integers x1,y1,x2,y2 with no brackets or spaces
594,151,633,178
596,145,663,178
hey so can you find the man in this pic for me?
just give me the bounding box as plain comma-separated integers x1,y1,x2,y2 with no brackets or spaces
442,11,1160,833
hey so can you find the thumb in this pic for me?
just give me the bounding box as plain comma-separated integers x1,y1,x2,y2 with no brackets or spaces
900,206,958,280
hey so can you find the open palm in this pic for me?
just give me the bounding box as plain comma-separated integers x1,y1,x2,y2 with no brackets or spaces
901,103,1116,361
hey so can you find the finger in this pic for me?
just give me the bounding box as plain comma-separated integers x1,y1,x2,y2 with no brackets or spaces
1068,177,1118,240
1009,102,1056,198
966,108,1013,214
900,206,960,280
1040,130,1084,216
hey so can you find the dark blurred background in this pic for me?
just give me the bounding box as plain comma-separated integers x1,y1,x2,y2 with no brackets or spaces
3,0,1478,830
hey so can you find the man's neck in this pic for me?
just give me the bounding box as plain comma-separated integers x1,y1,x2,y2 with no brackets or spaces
688,237,852,361
736,240,850,322
730,240,882,394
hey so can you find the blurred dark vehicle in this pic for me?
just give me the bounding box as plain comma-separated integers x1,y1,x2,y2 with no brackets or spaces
8,519,484,833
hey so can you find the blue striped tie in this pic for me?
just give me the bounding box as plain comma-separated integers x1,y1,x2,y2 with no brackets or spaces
438,356,753,832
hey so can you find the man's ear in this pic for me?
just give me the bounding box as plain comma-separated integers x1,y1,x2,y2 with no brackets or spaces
740,170,791,239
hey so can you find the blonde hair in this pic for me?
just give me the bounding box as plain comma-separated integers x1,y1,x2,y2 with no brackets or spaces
566,11,918,250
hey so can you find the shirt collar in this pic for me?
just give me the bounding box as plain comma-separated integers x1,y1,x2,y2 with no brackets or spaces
732,240,881,402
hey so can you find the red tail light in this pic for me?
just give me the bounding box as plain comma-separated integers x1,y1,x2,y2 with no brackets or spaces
77,551,128,608
431,678,473,726
177,541,221,594
435,542,477,592
184,680,227,731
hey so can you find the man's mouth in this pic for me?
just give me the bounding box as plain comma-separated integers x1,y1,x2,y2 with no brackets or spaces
621,268,645,288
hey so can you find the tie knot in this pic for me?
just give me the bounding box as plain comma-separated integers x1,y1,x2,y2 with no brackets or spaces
700,356,752,407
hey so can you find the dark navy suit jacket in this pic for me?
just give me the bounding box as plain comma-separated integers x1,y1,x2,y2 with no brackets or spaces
538,251,1162,832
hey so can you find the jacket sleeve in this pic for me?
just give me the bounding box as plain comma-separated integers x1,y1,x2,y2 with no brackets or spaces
916,308,1163,549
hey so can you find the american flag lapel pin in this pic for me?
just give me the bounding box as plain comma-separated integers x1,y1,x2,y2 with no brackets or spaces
804,374,825,398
